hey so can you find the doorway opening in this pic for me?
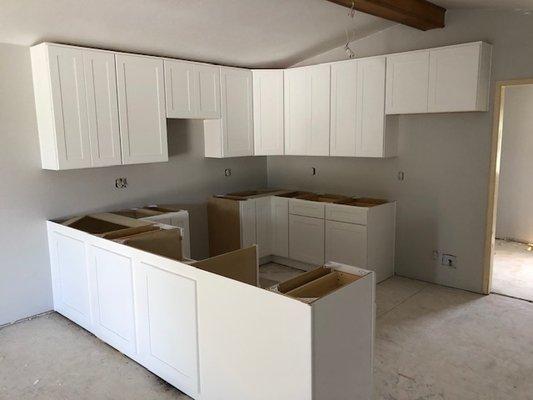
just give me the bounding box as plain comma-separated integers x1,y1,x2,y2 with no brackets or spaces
484,79,533,301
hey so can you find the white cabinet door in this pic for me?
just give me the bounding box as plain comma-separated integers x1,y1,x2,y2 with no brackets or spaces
164,59,196,118
271,196,289,258
284,67,308,155
134,258,199,397
197,64,221,119
222,67,254,157
356,57,387,157
255,197,272,258
88,242,136,356
164,60,220,119
253,70,284,155
47,45,92,169
48,228,92,331
116,54,168,164
289,215,324,265
428,42,486,112
386,51,429,114
330,60,357,157
325,220,367,268
308,64,331,156
239,199,257,248
83,50,122,167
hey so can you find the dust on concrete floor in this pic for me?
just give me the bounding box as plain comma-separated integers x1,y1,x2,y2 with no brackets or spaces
492,239,533,302
1,265,533,400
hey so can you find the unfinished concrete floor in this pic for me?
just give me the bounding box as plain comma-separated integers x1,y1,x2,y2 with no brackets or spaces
492,239,533,302
1,269,533,400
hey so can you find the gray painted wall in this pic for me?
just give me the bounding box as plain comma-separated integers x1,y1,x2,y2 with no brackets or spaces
496,84,533,243
268,9,533,292
0,43,267,325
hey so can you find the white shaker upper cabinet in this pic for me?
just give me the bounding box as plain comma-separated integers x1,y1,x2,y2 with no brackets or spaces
356,57,397,158
330,60,358,157
284,64,330,156
204,67,254,158
386,50,430,115
83,50,122,167
308,64,331,156
116,54,168,164
284,67,308,155
31,44,92,170
428,42,492,113
164,60,220,119
252,70,284,155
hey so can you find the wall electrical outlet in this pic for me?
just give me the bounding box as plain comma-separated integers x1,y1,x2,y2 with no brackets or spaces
224,168,232,177
441,254,457,268
115,177,128,189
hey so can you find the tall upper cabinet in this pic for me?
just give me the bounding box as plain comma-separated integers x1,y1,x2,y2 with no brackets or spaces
386,42,492,114
330,57,397,158
284,64,330,156
204,67,254,158
115,54,168,164
164,59,220,119
252,70,284,156
31,43,121,170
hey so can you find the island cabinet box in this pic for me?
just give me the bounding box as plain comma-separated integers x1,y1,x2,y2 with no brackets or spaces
46,219,375,400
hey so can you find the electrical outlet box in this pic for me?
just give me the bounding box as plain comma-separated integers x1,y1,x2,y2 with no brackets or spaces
441,254,457,268
115,177,128,189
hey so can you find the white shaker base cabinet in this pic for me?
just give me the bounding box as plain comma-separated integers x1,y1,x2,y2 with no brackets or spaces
325,220,367,268
47,220,375,400
289,214,325,265
116,54,168,164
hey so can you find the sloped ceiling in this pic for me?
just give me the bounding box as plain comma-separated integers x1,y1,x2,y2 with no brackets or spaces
0,0,393,68
1,0,531,68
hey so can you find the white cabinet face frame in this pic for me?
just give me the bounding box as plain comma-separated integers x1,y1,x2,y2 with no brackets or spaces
47,45,93,169
271,196,289,258
83,50,122,167
255,196,272,258
253,70,285,155
386,50,430,115
116,54,168,164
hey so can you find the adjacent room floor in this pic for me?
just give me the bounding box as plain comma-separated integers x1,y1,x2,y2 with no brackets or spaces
492,239,533,302
1,265,532,400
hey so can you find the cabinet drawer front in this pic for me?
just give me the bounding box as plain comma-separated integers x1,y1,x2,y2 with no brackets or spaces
325,204,368,225
289,199,325,219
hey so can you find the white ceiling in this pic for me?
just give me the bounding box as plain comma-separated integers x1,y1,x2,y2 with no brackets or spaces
0,0,531,68
0,0,393,68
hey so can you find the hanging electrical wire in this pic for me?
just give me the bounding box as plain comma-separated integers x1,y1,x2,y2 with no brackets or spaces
345,1,356,59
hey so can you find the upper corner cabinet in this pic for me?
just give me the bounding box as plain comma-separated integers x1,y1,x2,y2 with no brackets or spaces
164,60,220,119
386,42,492,115
31,43,122,170
116,54,168,164
203,67,254,158
252,70,284,156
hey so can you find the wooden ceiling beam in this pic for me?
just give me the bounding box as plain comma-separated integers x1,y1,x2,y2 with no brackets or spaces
326,0,446,31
